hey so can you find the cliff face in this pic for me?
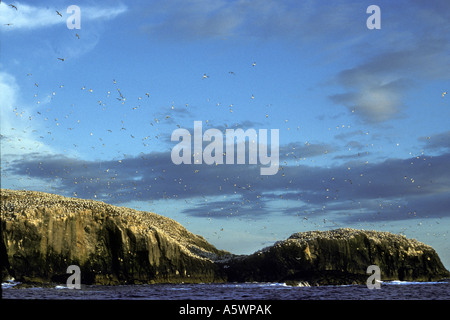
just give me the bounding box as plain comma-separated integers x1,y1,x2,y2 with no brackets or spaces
220,229,450,285
1,189,448,286
1,189,229,284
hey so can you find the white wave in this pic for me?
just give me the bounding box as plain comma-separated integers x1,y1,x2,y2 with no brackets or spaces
384,280,443,285
55,285,69,289
294,281,311,287
167,287,191,291
266,282,287,287
1,279,21,289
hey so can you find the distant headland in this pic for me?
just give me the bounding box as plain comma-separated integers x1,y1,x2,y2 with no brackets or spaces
1,189,448,286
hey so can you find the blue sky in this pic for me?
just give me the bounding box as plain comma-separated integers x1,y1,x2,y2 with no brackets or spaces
1,0,449,268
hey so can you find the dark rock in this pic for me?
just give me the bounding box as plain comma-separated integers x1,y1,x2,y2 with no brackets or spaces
1,189,229,284
2,189,448,286
219,229,450,285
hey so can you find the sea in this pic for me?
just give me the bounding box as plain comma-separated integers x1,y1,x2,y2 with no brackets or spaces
2,280,449,318
2,280,450,300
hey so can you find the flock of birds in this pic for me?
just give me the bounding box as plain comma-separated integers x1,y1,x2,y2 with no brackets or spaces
3,2,273,213
2,2,449,241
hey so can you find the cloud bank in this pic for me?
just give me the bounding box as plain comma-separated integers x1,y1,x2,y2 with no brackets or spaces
5,133,450,225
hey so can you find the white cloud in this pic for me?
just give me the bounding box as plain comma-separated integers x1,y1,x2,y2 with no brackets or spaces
0,2,127,31
330,81,406,124
82,4,128,21
0,72,54,156
0,71,67,190
329,35,450,124
0,2,60,30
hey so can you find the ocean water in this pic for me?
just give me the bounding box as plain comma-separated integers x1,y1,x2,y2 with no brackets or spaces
2,280,450,300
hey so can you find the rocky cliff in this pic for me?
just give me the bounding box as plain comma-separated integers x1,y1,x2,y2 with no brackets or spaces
1,189,448,285
1,189,230,284
220,229,450,285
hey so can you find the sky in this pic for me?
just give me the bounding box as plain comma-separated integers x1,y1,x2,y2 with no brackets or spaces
1,0,449,269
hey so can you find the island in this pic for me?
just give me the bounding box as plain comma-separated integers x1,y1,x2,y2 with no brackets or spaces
1,189,448,286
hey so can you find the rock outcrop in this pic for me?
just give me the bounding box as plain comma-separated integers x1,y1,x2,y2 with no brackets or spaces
1,189,230,284
1,189,448,285
220,229,450,285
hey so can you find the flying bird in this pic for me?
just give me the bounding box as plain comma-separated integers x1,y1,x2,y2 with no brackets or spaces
202,74,209,79
9,4,17,10
75,33,80,39
252,61,256,66
56,10,62,17
443,91,447,98
57,58,65,61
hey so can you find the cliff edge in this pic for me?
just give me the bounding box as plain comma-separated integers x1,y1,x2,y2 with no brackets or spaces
1,189,230,284
1,189,448,285
220,228,449,285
